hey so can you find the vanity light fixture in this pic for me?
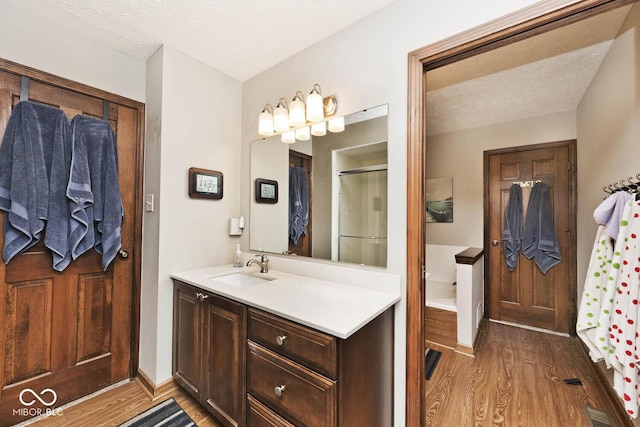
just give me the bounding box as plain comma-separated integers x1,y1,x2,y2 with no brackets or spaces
258,104,274,136
289,91,306,126
273,98,290,133
258,84,341,142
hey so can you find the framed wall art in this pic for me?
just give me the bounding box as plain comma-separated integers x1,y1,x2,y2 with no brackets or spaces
189,167,223,199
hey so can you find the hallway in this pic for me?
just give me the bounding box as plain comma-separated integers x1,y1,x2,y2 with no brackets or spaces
425,321,627,426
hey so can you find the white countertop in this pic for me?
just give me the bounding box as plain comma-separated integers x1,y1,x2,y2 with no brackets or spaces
170,265,400,339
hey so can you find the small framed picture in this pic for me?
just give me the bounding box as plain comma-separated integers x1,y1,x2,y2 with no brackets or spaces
189,167,223,199
255,178,278,204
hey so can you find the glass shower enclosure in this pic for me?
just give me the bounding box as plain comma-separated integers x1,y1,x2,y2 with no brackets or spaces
338,166,388,267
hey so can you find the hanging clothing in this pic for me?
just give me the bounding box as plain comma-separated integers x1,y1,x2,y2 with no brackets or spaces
606,200,640,418
289,166,309,245
0,101,73,270
576,225,614,362
502,184,523,271
521,182,561,274
67,115,123,270
593,191,633,240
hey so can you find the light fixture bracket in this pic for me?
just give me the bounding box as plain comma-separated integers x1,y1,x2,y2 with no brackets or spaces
323,95,337,117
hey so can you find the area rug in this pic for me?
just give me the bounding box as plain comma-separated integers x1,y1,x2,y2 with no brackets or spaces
118,397,195,427
425,348,442,380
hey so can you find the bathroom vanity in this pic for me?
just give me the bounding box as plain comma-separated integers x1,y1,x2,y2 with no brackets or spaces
171,266,399,427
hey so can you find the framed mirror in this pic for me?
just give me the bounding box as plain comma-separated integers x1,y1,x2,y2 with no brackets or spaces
250,104,388,267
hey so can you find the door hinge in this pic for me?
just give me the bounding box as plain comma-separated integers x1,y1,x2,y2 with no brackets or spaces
422,265,426,279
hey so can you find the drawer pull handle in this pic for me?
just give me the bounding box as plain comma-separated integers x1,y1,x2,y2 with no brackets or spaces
275,335,287,346
274,385,286,398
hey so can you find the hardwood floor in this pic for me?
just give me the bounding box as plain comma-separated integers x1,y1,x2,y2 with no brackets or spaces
425,320,630,426
24,379,223,427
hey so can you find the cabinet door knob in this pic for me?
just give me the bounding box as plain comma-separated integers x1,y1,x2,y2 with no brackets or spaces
118,249,129,259
274,385,286,398
275,335,287,346
491,239,499,246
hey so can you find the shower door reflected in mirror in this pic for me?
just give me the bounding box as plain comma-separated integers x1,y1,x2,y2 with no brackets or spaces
338,167,387,267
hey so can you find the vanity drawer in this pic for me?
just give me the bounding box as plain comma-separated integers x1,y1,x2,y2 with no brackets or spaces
247,394,296,427
248,308,337,378
247,341,336,427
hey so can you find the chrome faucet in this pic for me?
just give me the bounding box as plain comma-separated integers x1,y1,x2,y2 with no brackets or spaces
246,253,269,273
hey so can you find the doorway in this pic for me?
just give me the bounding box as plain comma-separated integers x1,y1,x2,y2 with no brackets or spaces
406,1,632,425
485,141,576,334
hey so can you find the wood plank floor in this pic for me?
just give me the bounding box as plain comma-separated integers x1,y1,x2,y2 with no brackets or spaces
24,379,223,427
425,320,630,426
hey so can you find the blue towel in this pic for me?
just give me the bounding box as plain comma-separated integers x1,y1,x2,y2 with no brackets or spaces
68,115,123,270
522,182,561,274
502,184,522,271
0,101,72,269
289,166,309,244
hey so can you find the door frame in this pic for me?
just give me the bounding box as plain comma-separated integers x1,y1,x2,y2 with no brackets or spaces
0,57,145,377
406,0,632,424
483,140,577,333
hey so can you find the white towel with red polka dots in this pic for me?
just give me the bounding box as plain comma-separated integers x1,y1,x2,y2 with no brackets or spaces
607,200,640,418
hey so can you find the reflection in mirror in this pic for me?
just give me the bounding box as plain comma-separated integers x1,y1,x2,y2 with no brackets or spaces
250,104,388,267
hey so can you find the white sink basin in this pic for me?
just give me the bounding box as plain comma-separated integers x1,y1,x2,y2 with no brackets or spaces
209,272,274,287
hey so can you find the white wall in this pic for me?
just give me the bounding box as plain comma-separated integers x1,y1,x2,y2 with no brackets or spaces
142,46,242,383
0,3,145,102
577,3,640,293
240,0,540,424
425,110,577,247
576,8,640,423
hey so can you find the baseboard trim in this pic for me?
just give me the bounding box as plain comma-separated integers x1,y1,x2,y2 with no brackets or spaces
136,369,176,401
575,339,634,427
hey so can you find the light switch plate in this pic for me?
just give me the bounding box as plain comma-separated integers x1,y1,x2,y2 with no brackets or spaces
145,194,154,212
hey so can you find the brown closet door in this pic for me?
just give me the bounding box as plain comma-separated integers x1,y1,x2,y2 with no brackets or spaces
0,69,142,425
485,141,576,334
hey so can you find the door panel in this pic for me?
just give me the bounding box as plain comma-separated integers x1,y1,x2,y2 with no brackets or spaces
0,65,143,425
486,141,576,333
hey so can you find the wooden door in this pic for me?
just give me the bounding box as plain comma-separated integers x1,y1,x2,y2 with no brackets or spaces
0,63,143,425
485,141,576,334
288,151,312,257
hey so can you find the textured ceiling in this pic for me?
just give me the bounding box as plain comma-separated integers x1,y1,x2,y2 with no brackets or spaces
426,5,632,136
0,0,395,82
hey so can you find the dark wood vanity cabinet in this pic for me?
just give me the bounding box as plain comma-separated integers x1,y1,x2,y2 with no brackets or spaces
247,308,393,427
173,281,247,427
173,280,394,427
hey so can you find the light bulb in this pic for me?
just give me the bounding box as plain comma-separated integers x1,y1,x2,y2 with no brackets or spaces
306,84,324,122
281,130,296,144
273,98,289,133
289,91,306,126
311,121,326,136
328,116,345,133
295,126,310,141
258,104,274,136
